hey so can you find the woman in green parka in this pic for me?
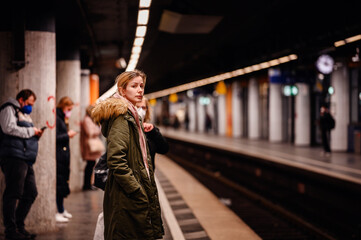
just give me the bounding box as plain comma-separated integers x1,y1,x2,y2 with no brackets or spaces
92,70,164,240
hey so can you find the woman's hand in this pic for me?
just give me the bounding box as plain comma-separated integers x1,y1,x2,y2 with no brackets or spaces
68,129,78,138
143,123,154,132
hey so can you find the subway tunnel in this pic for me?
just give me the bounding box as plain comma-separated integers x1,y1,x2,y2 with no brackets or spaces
0,0,361,239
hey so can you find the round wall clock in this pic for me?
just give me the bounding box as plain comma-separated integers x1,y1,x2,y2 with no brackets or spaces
316,54,334,74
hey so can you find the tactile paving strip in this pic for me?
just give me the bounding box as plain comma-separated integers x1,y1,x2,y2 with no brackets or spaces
156,169,210,240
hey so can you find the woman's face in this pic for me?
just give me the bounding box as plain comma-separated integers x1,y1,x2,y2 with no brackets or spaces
63,105,73,112
121,76,144,105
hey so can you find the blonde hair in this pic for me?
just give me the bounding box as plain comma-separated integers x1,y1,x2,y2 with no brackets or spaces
143,97,151,122
115,70,146,95
85,105,94,117
57,96,74,109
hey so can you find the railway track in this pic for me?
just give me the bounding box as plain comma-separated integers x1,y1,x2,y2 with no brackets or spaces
169,153,332,240
165,137,361,239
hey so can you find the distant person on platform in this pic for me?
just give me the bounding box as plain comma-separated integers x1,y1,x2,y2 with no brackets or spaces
319,105,335,156
55,96,77,223
136,97,169,169
0,89,44,240
81,105,104,191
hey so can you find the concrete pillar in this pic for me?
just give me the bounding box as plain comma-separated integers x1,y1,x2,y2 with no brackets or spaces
232,81,242,138
248,78,260,139
188,99,196,132
196,96,205,133
80,69,90,118
294,83,310,146
217,95,226,135
330,62,349,151
56,60,82,192
269,84,283,142
0,3,57,233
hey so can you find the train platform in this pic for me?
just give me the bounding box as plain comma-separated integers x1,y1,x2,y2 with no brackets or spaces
17,155,260,240
160,128,361,185
159,127,361,239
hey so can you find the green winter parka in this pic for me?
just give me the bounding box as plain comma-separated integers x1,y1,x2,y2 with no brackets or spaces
92,97,164,240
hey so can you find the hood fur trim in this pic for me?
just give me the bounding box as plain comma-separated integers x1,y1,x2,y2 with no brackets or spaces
91,97,128,124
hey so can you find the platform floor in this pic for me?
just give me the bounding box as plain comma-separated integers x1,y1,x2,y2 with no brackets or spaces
160,128,361,185
8,154,260,240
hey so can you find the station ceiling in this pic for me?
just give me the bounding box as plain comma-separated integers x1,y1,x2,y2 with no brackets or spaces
51,0,361,94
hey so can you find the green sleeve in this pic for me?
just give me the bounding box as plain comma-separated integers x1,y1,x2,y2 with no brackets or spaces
107,116,140,194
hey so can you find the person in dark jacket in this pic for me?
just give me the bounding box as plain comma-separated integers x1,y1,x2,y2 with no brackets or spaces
92,70,164,240
0,89,43,240
319,105,335,156
136,97,169,169
55,96,77,223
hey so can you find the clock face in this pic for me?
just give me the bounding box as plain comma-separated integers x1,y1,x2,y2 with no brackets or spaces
316,54,334,74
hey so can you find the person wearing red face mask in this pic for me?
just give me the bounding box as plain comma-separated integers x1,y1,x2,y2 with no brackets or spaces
0,89,44,240
55,96,77,223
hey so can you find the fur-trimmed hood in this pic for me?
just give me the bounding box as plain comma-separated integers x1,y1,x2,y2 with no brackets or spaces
91,97,128,124
91,97,128,137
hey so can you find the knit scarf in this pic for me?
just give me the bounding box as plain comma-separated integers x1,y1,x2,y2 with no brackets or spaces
113,93,150,179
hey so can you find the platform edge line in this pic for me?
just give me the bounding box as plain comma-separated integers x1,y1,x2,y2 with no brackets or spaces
155,176,186,240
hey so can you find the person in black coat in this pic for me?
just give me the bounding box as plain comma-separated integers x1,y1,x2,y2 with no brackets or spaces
137,97,169,169
55,96,77,223
319,105,335,156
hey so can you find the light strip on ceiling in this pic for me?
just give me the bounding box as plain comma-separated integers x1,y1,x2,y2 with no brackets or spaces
144,54,298,100
98,0,152,102
334,34,361,47
139,0,151,8
138,10,149,25
134,37,144,46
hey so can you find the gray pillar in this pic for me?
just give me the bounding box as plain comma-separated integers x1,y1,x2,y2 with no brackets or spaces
248,78,260,139
0,9,57,233
56,60,82,192
217,95,226,135
269,83,283,142
188,99,196,132
330,61,349,151
232,81,242,138
196,96,205,133
80,69,91,118
294,83,310,146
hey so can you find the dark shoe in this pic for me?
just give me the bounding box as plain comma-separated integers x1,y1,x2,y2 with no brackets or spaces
18,228,36,239
5,231,29,240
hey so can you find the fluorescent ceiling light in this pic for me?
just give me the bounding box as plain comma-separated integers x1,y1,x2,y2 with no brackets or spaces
251,64,261,71
130,54,140,61
268,59,280,66
278,56,290,63
138,10,149,25
136,26,147,37
260,62,270,69
289,54,298,60
345,34,361,43
244,67,252,73
128,59,138,66
97,84,118,103
334,40,346,47
334,34,361,47
130,53,140,59
134,37,144,46
145,54,298,99
139,0,151,8
132,46,142,54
